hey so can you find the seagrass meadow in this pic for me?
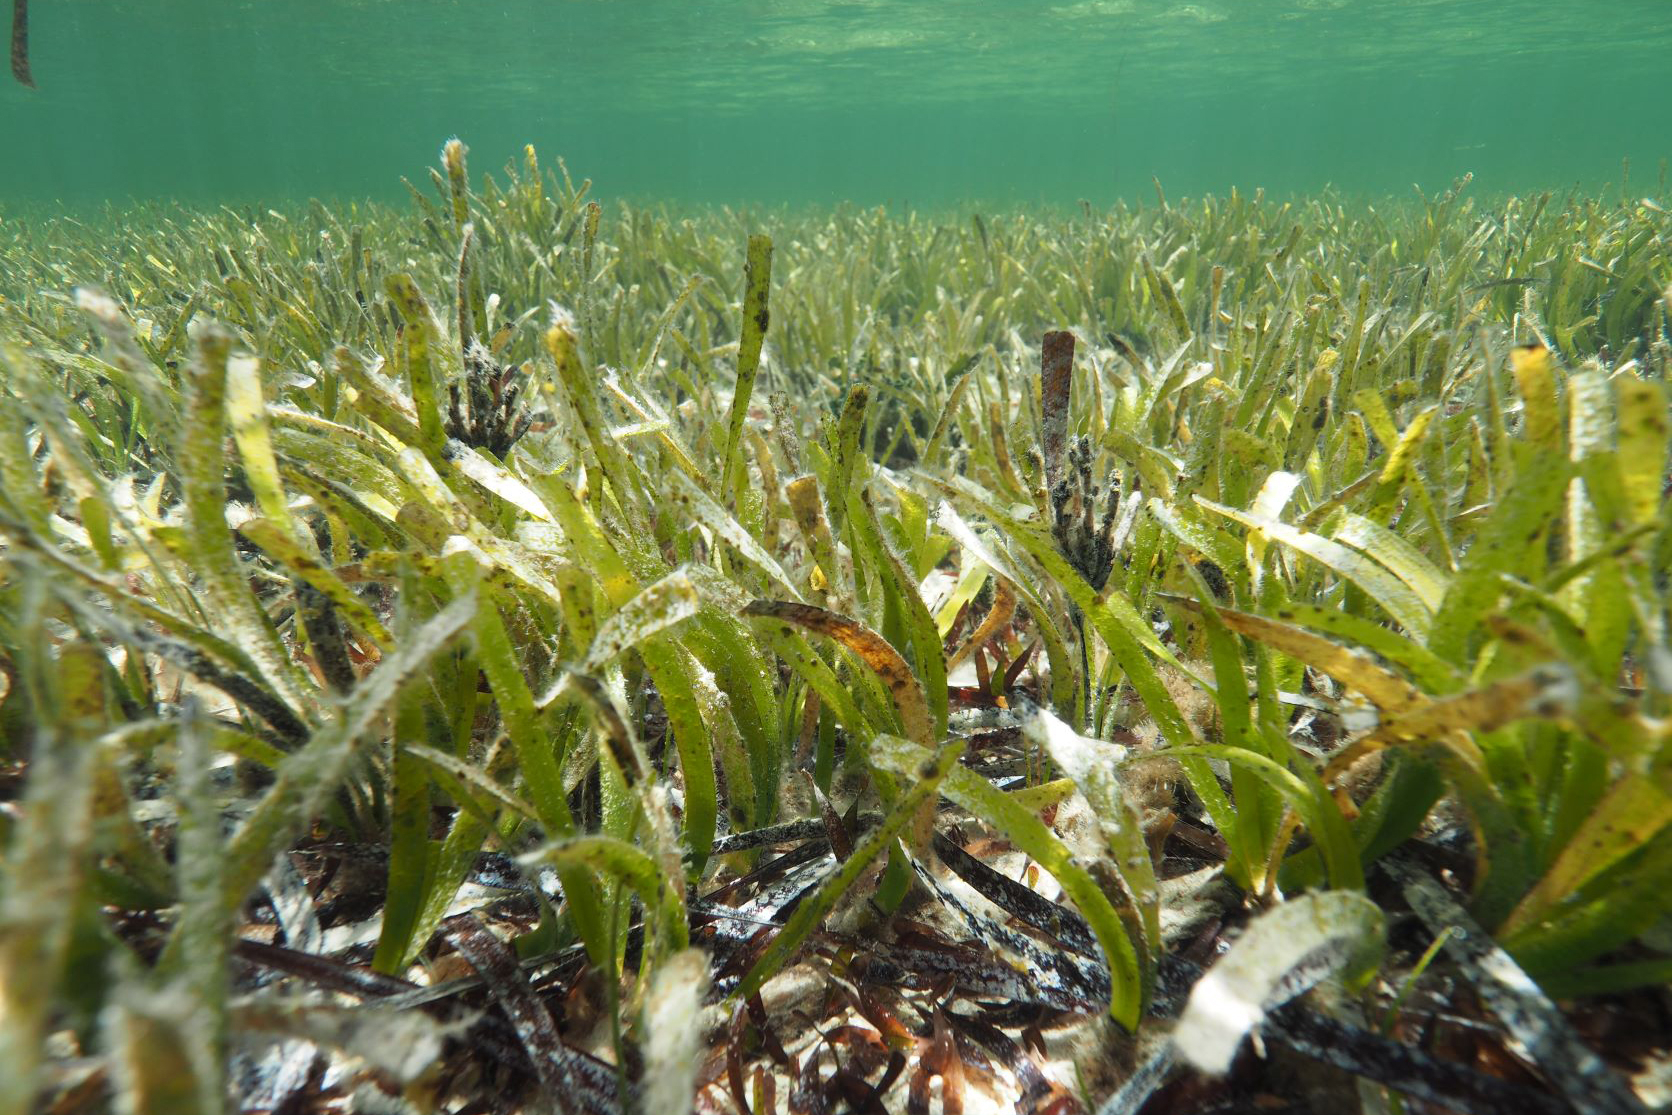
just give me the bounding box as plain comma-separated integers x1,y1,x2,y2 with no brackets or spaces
1,142,1672,1115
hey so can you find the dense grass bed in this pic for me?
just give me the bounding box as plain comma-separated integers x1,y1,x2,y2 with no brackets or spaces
1,143,1670,1114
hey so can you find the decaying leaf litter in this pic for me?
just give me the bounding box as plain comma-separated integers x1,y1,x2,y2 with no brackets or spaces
1,142,1671,1114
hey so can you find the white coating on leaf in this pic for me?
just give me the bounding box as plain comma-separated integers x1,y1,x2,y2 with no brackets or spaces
1172,890,1384,1075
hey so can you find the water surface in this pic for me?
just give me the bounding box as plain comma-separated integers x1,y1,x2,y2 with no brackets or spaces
4,0,1671,206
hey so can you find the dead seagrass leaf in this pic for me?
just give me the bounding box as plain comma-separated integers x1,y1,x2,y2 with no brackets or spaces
947,576,1015,674
743,599,932,747
1160,594,1423,713
1324,662,1580,782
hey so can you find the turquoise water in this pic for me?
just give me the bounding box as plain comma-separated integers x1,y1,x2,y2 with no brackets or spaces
4,0,1672,207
